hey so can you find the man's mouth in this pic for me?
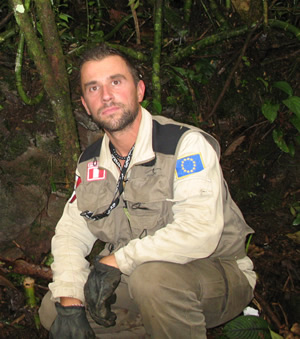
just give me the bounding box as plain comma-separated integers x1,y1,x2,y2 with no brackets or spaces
100,103,121,116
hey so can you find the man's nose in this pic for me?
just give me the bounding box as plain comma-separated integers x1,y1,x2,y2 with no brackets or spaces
101,85,113,102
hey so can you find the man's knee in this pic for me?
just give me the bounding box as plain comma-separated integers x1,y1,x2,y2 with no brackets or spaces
128,261,200,306
38,290,57,331
128,262,166,303
128,262,206,338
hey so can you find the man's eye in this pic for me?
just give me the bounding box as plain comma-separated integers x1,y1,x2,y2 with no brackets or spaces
112,80,121,86
89,86,99,92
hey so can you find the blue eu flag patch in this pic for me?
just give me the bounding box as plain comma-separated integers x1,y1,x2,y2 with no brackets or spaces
175,153,205,178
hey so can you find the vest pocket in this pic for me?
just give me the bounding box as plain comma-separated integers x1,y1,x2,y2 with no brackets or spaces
124,174,171,238
76,181,113,212
126,201,163,238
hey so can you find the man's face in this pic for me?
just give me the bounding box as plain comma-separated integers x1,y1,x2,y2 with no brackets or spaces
80,56,145,133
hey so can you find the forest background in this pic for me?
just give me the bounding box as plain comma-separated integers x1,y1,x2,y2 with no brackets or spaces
0,0,299,338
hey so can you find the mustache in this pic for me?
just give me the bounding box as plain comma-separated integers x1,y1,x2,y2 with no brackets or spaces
98,102,125,114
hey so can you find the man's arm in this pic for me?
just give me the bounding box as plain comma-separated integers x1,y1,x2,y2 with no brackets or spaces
49,177,97,303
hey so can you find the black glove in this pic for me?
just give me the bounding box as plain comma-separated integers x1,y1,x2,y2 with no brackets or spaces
84,256,121,327
49,302,95,339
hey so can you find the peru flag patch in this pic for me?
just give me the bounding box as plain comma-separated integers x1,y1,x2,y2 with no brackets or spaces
87,162,106,182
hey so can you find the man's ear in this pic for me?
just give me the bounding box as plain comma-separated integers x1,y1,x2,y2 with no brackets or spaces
137,80,145,103
81,96,91,115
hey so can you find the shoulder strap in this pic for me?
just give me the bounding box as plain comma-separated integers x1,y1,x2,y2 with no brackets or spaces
79,137,103,163
152,120,189,155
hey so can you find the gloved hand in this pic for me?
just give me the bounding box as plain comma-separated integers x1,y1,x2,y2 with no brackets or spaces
49,302,95,339
84,255,121,327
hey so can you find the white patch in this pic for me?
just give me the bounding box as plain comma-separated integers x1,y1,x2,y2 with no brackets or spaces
15,4,25,13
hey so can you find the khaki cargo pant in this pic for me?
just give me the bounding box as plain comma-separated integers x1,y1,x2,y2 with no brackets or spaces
39,258,253,339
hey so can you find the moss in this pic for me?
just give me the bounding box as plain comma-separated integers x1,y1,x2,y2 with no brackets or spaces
0,131,30,161
35,133,60,154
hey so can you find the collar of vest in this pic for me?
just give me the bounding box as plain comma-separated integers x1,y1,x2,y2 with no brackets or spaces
79,120,190,164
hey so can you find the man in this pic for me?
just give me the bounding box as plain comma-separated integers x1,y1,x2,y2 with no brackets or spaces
39,43,256,338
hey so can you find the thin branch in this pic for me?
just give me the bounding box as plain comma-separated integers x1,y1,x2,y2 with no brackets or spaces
0,257,53,281
0,11,14,29
207,27,257,119
269,19,300,40
254,290,283,331
15,32,44,105
168,25,249,64
152,0,163,114
129,1,141,44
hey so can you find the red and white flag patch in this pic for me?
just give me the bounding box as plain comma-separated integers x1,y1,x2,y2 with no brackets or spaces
87,162,106,182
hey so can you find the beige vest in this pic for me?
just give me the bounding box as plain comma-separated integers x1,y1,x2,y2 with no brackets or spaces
76,116,254,260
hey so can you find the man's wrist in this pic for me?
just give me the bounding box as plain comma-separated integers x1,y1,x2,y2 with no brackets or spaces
60,297,83,307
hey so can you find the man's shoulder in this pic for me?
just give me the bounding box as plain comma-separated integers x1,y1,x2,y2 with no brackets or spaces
151,115,220,158
152,116,190,155
79,137,103,163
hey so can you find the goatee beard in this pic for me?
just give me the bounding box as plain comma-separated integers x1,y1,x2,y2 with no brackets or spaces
94,102,139,133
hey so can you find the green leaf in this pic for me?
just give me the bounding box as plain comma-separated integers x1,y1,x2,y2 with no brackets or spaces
44,253,54,267
283,96,300,118
288,142,295,157
294,134,300,145
152,99,162,114
262,102,279,123
223,316,272,339
141,99,150,109
286,230,300,243
166,96,177,105
128,0,140,10
59,22,69,29
171,66,190,77
272,129,289,153
257,77,269,90
59,13,73,22
270,329,284,339
128,0,136,6
273,81,293,97
242,56,250,67
173,74,189,93
292,214,300,226
290,115,300,133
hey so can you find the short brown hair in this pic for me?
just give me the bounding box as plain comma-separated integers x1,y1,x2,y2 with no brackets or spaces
80,43,141,86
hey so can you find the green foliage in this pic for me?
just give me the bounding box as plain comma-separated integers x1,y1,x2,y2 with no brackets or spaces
258,79,300,156
52,2,74,31
163,59,216,118
141,99,151,109
152,99,162,114
242,56,251,67
128,0,140,11
223,315,272,339
7,272,25,286
43,253,54,267
245,234,253,254
290,201,300,226
271,0,299,24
